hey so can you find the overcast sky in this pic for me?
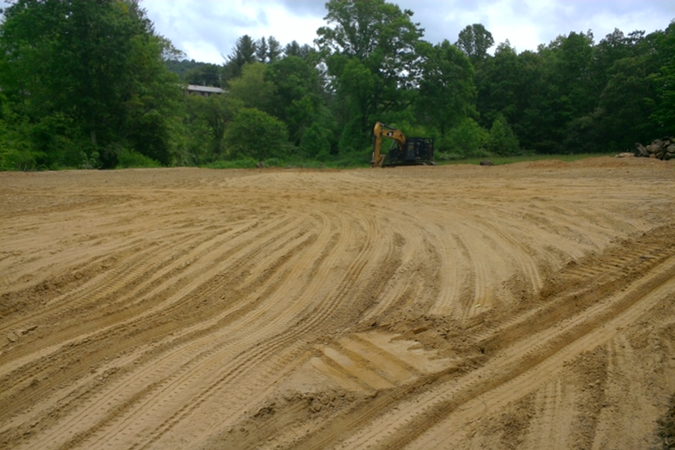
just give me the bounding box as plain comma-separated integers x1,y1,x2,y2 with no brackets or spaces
141,0,673,64
2,1,672,63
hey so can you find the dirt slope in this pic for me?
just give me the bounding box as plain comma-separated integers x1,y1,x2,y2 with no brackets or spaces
1,157,674,450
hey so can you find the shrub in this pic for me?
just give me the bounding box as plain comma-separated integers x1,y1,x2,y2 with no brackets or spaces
301,122,331,160
487,114,520,156
442,118,489,158
116,148,161,168
224,108,289,161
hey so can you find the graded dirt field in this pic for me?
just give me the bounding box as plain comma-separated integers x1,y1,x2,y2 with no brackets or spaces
1,157,675,450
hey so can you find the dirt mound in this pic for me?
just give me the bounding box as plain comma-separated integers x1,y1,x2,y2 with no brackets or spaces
1,161,674,449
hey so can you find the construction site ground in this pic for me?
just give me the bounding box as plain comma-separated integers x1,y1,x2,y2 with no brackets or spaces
1,156,674,450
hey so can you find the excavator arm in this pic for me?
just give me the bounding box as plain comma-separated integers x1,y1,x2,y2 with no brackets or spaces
372,122,406,168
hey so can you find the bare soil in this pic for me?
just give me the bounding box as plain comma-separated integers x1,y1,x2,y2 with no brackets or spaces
1,157,674,450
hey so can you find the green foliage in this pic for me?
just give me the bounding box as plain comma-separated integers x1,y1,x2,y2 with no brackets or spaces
301,122,331,160
337,117,370,154
227,63,275,112
456,24,494,65
256,36,282,64
487,114,520,156
265,56,328,145
595,56,656,151
204,158,259,169
475,41,522,128
651,22,675,135
165,58,209,79
438,118,488,159
443,153,606,166
284,41,314,59
0,0,183,169
1,1,672,171
116,148,161,168
180,94,242,165
224,108,290,161
184,63,222,87
223,35,258,82
417,40,476,137
316,0,424,145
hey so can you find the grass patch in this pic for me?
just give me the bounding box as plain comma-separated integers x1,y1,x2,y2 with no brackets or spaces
200,153,617,170
438,153,612,166
203,156,371,170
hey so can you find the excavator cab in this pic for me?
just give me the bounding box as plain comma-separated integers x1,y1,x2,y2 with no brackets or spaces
389,137,434,165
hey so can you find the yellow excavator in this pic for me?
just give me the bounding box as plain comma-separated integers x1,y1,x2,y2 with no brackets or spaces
371,122,434,168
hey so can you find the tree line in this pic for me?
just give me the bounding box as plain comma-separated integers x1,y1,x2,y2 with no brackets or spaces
0,0,673,170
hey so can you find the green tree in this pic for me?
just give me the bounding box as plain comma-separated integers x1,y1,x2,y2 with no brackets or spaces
0,0,182,168
284,40,313,59
416,40,476,139
456,24,494,66
517,31,596,153
256,36,282,63
487,114,520,156
593,57,656,151
223,35,257,82
227,63,275,112
651,22,675,135
0,94,43,170
301,122,331,160
181,94,242,165
316,0,424,152
184,63,222,87
440,118,487,159
591,29,644,92
224,108,290,161
475,41,520,127
265,56,328,145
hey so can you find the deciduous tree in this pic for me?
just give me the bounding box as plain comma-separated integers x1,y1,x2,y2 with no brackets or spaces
416,40,476,139
456,24,494,66
316,0,424,152
0,0,182,168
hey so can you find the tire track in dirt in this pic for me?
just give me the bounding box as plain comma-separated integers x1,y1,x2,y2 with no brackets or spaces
122,204,397,450
1,216,309,440
475,218,543,296
39,223,320,450
2,162,673,450
126,208,383,450
0,219,271,379
6,209,338,449
477,227,673,353
323,230,675,449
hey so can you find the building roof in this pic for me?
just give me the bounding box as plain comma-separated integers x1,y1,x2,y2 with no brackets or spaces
187,85,225,94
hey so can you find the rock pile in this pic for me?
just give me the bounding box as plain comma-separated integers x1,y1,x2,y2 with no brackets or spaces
635,137,674,160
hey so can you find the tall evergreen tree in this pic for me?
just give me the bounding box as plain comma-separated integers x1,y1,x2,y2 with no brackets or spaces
223,34,257,82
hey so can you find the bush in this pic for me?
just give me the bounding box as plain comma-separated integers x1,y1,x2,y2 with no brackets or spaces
301,122,331,160
224,108,289,161
487,114,521,156
116,148,161,168
442,118,489,158
205,158,259,169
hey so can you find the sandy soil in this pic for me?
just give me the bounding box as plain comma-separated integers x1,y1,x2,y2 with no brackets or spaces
1,157,674,450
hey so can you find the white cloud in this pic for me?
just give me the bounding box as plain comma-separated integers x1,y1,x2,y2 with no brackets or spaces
144,0,324,63
2,0,672,63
